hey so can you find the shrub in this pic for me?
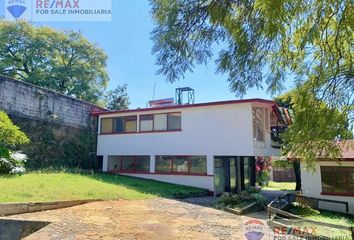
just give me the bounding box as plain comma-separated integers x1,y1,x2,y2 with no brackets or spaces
272,160,293,169
0,111,29,174
216,189,267,209
0,151,27,175
289,202,320,216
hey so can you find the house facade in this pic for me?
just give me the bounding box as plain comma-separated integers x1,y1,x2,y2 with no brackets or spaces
301,143,354,214
92,98,281,194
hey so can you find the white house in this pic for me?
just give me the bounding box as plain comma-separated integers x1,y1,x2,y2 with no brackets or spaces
92,98,281,194
301,142,354,214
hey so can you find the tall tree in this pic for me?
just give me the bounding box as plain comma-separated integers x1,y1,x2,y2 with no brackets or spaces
150,0,354,166
0,21,109,104
104,84,130,111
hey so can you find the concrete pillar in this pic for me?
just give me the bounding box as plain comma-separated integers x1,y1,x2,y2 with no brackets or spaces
150,155,155,173
207,155,214,176
102,155,108,172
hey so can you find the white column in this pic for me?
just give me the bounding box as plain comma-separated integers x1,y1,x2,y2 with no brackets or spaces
150,155,155,173
102,155,108,172
207,155,214,175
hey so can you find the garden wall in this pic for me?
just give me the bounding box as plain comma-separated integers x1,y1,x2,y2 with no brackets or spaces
0,76,105,169
271,167,295,182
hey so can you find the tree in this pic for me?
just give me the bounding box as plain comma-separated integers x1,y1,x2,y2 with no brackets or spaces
278,86,353,167
0,21,109,104
0,111,29,174
0,111,29,149
104,84,130,110
150,0,353,166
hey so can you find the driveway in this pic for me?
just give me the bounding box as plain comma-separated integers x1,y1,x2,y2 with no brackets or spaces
3,197,273,240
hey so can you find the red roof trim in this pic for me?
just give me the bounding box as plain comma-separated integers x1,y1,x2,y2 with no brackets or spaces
91,98,275,116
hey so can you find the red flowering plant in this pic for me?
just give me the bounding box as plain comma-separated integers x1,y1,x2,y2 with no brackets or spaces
256,156,272,186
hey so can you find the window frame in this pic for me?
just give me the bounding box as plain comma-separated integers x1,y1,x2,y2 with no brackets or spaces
252,107,265,142
320,166,354,196
100,115,138,134
155,155,207,176
108,155,150,173
139,112,182,133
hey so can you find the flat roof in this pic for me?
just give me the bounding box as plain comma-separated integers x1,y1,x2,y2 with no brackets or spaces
91,98,275,116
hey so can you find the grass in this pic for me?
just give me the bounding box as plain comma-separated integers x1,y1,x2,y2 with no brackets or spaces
262,181,296,191
285,203,354,238
289,203,354,227
0,172,208,203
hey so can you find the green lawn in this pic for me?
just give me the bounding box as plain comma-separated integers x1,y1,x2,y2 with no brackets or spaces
287,204,354,237
262,181,296,191
0,172,208,203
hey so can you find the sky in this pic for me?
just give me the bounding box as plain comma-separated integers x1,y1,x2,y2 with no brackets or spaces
0,0,290,109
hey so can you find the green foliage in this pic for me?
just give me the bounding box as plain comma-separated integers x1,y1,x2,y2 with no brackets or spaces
0,21,109,104
262,181,296,191
0,111,29,174
0,111,29,147
272,160,293,169
151,0,354,166
0,151,27,175
9,115,96,170
216,189,267,209
151,0,352,97
104,84,130,110
0,172,208,202
257,171,270,184
278,86,353,169
289,202,320,216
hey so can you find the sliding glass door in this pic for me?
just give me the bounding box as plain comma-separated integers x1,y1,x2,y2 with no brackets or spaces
214,156,255,195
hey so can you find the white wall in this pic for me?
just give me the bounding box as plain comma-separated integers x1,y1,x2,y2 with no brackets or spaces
119,173,214,191
97,103,256,159
301,161,354,214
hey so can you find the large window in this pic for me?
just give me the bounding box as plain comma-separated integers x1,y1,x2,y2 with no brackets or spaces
101,112,181,134
321,166,354,195
140,115,154,132
101,116,137,134
140,112,181,132
252,108,265,141
155,156,207,175
108,156,150,172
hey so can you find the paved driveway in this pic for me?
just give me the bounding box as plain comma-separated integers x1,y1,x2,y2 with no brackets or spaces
3,197,272,240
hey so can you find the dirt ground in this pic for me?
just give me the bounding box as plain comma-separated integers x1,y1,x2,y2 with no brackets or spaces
2,197,274,240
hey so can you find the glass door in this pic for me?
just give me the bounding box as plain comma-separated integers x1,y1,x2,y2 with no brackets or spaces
214,157,225,195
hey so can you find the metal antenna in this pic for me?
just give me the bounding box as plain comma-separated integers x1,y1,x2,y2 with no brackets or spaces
152,81,156,100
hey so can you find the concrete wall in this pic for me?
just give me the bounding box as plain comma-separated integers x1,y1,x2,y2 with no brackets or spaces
0,76,104,169
301,161,354,214
271,167,296,182
0,76,102,128
120,173,214,191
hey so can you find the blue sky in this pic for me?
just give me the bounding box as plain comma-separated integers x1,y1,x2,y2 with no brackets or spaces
1,1,290,109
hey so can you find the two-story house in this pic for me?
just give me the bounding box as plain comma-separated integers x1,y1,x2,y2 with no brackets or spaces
92,98,281,194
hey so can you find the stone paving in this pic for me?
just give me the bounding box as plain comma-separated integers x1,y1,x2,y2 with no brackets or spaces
2,197,275,240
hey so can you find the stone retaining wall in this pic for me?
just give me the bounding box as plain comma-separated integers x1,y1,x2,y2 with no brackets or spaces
0,199,101,217
0,76,104,128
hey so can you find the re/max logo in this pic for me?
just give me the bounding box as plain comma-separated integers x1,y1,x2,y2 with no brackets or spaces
36,0,79,9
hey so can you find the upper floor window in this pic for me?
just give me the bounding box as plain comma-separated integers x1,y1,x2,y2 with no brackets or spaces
101,116,137,134
140,112,181,132
321,166,354,195
253,107,265,141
